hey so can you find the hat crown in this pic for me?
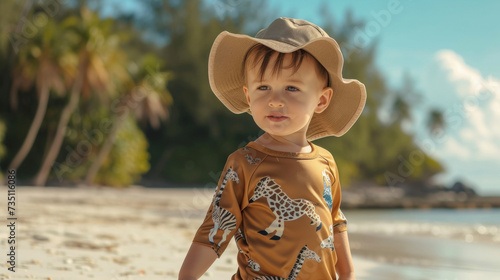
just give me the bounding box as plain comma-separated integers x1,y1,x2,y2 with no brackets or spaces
255,17,328,47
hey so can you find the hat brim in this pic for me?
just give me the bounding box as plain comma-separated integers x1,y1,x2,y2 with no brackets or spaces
208,31,366,140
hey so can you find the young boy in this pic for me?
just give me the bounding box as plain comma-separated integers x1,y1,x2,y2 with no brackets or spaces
179,17,366,280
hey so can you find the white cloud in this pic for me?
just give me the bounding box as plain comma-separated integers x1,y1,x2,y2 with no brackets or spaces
436,50,484,98
465,106,489,139
435,50,500,160
478,141,500,158
486,77,500,138
459,128,475,142
441,137,471,159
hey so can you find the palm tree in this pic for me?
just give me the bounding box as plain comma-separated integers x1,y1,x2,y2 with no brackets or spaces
391,94,411,124
427,109,445,135
33,8,127,186
390,73,421,126
0,1,30,57
8,20,66,171
84,55,172,185
0,122,6,162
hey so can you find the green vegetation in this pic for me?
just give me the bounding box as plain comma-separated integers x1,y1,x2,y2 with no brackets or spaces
0,0,443,189
0,120,6,180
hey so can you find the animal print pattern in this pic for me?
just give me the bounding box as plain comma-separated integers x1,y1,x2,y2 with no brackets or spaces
249,177,322,240
252,245,321,280
235,229,261,271
322,169,333,211
320,225,334,251
208,167,239,246
333,210,347,228
245,154,261,165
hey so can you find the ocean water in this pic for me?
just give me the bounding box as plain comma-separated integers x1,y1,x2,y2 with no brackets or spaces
345,208,500,280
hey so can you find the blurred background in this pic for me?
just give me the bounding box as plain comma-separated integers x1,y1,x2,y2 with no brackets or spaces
1,0,499,196
1,0,499,195
1,0,500,279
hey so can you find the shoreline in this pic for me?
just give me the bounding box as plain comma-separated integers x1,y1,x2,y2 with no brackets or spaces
12,184,500,210
341,195,500,210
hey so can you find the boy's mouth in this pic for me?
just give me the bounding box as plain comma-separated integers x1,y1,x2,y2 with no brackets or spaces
267,113,288,122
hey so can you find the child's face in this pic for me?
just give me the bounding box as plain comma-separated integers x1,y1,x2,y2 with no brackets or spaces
243,52,332,142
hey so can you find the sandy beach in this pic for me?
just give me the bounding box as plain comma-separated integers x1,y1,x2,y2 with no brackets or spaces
1,186,499,280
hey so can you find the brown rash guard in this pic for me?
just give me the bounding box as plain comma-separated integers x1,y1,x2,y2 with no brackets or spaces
193,141,347,280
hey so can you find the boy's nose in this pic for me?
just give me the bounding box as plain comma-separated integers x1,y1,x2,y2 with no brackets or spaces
268,91,284,108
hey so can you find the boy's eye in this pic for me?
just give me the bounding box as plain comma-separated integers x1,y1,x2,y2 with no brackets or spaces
286,86,299,92
257,85,270,91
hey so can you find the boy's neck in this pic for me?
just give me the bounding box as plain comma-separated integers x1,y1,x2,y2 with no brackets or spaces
254,133,312,154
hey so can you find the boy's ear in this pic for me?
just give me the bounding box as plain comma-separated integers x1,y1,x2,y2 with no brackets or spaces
315,87,333,114
243,86,250,104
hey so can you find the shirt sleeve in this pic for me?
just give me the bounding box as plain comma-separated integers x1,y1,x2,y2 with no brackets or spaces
329,157,348,233
192,154,245,257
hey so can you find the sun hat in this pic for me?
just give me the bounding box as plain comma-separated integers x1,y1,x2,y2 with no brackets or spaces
208,17,367,140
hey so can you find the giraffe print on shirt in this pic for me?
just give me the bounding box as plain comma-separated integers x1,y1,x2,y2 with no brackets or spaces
320,225,334,251
249,176,322,240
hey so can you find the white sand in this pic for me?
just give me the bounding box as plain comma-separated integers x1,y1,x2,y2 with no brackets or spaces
0,186,247,279
4,186,495,280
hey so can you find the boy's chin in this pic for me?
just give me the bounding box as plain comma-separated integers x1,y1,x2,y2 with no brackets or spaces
253,122,308,140
260,131,308,141
256,128,289,137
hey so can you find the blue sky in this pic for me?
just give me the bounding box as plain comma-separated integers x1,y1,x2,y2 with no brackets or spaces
101,0,500,195
262,0,500,195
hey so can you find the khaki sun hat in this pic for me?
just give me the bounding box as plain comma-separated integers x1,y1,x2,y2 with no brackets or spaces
208,17,367,140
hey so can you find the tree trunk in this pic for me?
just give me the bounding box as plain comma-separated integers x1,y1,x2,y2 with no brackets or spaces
33,61,85,186
9,86,49,171
84,112,127,185
9,76,21,110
